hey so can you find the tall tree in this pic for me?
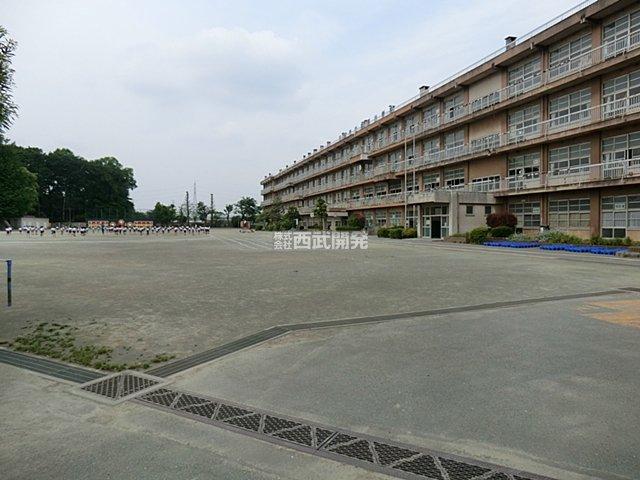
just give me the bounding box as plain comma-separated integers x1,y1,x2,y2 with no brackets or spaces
235,196,259,222
0,145,38,221
14,146,136,222
313,198,328,230
149,202,176,226
196,201,208,224
224,204,234,225
0,26,18,142
281,206,300,230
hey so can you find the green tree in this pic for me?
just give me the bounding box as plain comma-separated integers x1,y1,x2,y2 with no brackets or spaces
196,201,209,224
0,26,18,142
258,197,283,230
0,146,38,221
13,146,136,222
150,202,176,226
313,198,328,230
347,212,365,229
224,204,234,226
235,196,259,222
281,206,300,230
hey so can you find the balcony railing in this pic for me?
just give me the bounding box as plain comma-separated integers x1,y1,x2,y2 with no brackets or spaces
361,31,640,158
265,30,640,195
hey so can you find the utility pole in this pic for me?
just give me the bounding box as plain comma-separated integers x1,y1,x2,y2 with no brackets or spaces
185,191,190,226
210,193,214,227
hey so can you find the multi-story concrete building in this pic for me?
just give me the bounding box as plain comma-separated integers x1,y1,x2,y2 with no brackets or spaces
260,0,640,240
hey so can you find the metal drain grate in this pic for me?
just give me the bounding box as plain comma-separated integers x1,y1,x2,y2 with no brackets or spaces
134,386,551,480
78,371,166,404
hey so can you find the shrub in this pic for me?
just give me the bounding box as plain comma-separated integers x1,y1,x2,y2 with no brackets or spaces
538,231,584,244
466,227,490,244
402,227,417,238
346,213,365,229
335,225,361,231
377,227,390,238
508,233,535,242
388,227,404,239
489,226,514,238
486,212,517,229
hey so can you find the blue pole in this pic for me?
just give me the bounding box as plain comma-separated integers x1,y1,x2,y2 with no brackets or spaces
6,260,11,307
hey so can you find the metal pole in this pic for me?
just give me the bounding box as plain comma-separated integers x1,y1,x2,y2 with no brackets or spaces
6,260,12,307
186,191,190,226
403,130,408,225
210,193,214,227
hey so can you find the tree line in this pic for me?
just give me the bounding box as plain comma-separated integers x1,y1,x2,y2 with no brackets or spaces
1,144,137,223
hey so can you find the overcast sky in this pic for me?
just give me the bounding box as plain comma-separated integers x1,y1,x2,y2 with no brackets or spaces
3,0,582,210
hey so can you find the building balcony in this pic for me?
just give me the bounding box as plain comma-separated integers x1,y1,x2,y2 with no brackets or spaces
263,30,640,197
351,30,640,158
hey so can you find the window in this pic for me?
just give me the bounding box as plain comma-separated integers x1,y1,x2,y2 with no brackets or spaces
390,210,402,226
444,93,464,122
509,200,541,227
507,57,542,97
424,137,440,163
603,9,640,57
390,151,401,170
364,186,374,198
406,206,418,228
388,180,402,194
549,198,590,228
405,114,418,135
549,88,591,129
471,175,501,192
508,103,540,142
406,177,419,192
375,184,387,197
465,205,474,216
444,129,465,158
423,173,440,190
548,33,592,79
549,143,591,175
376,210,387,226
423,104,440,129
508,151,540,188
484,205,492,215
470,133,501,152
601,131,640,178
601,195,640,238
444,167,465,189
602,69,640,118
364,212,374,228
390,123,400,142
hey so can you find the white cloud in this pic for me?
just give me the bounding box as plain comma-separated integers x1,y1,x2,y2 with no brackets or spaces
124,27,305,110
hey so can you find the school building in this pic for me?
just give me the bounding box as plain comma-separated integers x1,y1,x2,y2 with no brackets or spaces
260,0,640,240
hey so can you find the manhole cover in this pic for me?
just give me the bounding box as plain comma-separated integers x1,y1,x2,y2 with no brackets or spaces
77,371,168,404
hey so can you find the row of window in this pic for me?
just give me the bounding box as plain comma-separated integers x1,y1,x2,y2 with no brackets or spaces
268,8,640,191
509,194,640,238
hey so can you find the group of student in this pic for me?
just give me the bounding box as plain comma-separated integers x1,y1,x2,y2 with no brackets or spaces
3,225,212,236
100,225,211,235
4,226,88,236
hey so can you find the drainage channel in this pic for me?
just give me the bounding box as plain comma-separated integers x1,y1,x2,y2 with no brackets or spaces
127,382,550,480
0,348,101,383
1,355,557,479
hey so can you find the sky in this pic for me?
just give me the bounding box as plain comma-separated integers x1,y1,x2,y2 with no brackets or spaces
3,0,583,211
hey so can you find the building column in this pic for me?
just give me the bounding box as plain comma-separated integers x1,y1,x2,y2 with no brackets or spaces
449,191,459,235
590,189,601,238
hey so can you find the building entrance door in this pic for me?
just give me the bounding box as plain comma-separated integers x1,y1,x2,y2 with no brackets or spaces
431,218,442,238
421,205,449,238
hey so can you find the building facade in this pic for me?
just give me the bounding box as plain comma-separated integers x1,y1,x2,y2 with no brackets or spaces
260,0,640,240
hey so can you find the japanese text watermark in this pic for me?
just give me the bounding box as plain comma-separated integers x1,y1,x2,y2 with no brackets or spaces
273,231,368,250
